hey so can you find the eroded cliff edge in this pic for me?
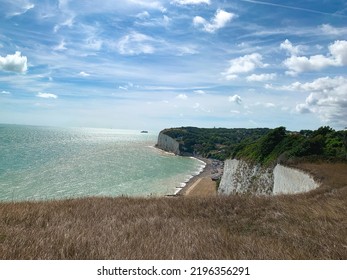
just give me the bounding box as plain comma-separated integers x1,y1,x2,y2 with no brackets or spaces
272,164,319,194
219,159,319,195
156,131,181,155
157,129,321,195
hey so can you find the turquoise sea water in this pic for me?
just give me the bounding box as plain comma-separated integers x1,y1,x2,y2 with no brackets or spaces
0,124,204,201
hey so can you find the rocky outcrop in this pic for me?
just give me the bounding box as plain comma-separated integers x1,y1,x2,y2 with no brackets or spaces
156,132,181,155
219,159,319,195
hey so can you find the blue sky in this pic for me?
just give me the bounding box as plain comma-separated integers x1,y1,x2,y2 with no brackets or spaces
0,0,347,131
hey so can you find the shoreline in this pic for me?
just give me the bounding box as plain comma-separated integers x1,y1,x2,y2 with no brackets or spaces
176,157,224,197
152,145,224,197
152,145,223,197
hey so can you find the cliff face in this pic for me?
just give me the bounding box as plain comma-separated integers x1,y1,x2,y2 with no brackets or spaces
157,131,320,195
219,159,319,195
273,164,319,194
219,159,273,195
156,132,181,155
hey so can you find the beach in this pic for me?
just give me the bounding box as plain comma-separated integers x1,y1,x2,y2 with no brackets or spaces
176,158,224,197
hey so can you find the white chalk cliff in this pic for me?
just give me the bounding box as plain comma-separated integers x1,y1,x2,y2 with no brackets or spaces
156,132,319,195
156,132,181,155
219,159,319,195
272,164,319,194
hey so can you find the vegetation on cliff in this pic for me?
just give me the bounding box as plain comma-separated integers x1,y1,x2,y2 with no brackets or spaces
161,126,347,164
235,126,347,165
161,127,270,160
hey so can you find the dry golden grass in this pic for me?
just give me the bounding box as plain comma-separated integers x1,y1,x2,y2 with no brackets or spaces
0,163,346,260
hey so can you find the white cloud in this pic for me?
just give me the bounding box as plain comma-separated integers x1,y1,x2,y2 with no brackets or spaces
78,71,90,77
286,76,347,128
246,73,277,82
118,32,156,55
4,0,34,17
284,55,336,74
193,9,235,33
53,40,67,51
173,0,210,4
176,94,188,100
253,102,276,108
223,53,268,80
280,39,302,56
295,103,312,114
194,90,206,94
193,16,205,25
320,24,347,36
228,94,242,104
136,14,171,28
284,76,346,92
54,1,166,16
0,51,28,73
264,102,275,108
1,90,11,94
118,82,138,91
136,11,150,19
36,92,58,99
283,40,347,75
176,45,199,56
224,74,238,80
85,38,103,51
129,0,166,12
193,102,200,109
329,40,347,65
54,17,74,33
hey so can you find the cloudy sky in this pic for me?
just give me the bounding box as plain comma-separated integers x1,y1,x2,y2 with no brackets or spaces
0,0,347,131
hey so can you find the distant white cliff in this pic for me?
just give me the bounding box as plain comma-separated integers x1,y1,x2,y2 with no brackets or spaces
156,132,181,155
219,159,319,195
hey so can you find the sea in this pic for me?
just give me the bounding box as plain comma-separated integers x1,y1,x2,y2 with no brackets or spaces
0,124,205,201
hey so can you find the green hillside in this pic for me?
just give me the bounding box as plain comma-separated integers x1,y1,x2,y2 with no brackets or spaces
162,126,347,164
161,127,270,160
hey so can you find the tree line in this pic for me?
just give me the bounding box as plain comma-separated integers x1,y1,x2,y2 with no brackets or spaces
162,126,347,164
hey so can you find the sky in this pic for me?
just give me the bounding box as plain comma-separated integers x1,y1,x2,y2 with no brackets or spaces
0,0,347,131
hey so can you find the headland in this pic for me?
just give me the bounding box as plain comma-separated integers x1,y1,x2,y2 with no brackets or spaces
156,126,347,196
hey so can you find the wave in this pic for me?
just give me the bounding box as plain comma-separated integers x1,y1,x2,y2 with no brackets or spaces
174,158,206,195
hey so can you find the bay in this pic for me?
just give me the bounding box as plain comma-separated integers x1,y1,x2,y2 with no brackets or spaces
0,124,203,201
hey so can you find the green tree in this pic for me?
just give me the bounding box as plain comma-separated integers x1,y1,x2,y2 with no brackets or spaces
259,127,286,160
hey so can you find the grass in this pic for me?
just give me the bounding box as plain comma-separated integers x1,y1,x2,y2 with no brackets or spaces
0,162,346,259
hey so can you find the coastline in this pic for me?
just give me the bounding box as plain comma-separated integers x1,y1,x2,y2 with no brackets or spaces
153,144,223,197
176,157,224,197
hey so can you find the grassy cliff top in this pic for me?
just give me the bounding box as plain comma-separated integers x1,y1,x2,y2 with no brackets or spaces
1,162,346,259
